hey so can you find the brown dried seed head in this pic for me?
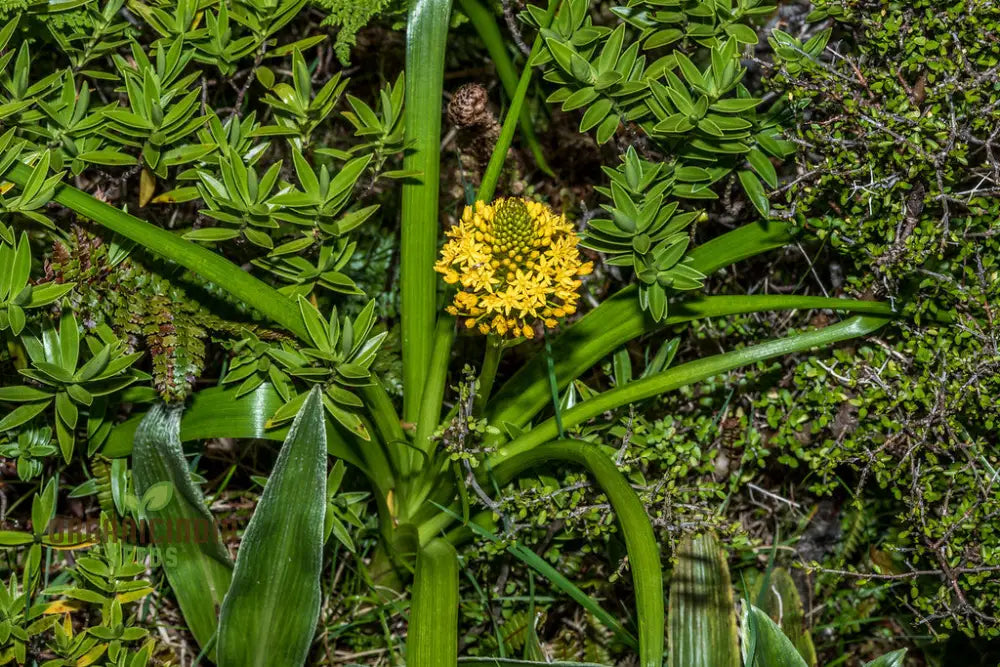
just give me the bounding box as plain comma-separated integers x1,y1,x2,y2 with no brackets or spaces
447,83,492,128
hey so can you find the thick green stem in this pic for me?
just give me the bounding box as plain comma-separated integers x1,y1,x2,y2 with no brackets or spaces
686,218,794,275
401,0,454,424
488,314,891,465
354,415,397,504
413,315,457,459
473,335,503,414
4,162,308,341
400,316,458,521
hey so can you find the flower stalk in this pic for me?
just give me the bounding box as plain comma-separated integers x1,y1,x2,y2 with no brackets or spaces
474,334,503,414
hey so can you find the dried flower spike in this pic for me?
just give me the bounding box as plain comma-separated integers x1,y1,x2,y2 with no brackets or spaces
435,197,593,338
447,83,501,167
447,83,493,128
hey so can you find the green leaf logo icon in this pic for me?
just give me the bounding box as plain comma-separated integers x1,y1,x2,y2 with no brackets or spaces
142,481,174,512
124,481,174,514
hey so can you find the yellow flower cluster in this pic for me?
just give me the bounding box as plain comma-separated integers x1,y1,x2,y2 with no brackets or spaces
435,197,593,338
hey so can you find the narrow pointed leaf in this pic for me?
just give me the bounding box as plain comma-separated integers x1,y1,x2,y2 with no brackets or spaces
3,161,309,342
738,170,769,218
453,509,637,648
864,649,907,667
490,315,892,460
486,291,894,433
217,386,328,667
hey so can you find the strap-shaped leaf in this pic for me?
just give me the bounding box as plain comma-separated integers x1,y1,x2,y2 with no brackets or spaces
483,213,891,433
485,291,893,435
668,532,740,667
489,314,892,461
400,0,453,423
408,538,459,667
3,161,309,342
132,404,233,654
217,386,327,667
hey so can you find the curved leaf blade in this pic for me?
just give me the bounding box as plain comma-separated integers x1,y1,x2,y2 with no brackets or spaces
493,439,664,667
486,293,894,433
490,315,891,463
3,161,308,341
131,404,234,655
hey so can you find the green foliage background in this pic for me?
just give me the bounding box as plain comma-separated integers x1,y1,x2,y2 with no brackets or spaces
0,0,996,664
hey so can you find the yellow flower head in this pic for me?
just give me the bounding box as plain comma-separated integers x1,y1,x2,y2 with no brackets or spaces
435,197,593,338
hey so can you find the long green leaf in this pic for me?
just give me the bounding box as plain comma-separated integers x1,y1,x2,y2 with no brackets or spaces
131,404,233,655
492,439,663,667
485,294,895,434
686,219,793,275
401,0,453,424
3,162,309,341
217,386,328,667
488,315,890,464
409,538,460,667
102,383,365,469
668,532,740,667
